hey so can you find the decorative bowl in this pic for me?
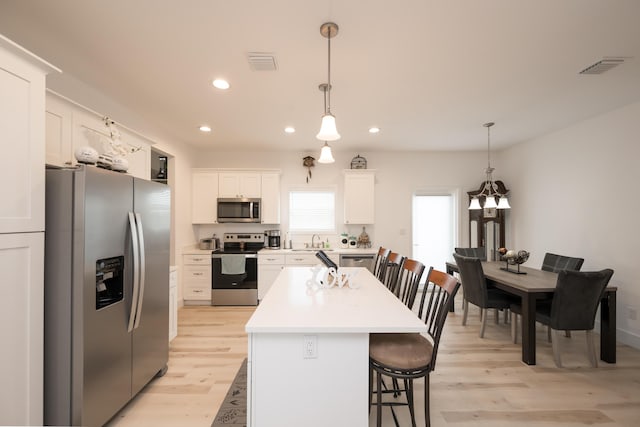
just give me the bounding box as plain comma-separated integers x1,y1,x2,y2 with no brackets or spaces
506,250,530,265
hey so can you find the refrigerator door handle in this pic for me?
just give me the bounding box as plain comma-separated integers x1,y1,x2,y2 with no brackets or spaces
133,212,146,329
128,212,141,332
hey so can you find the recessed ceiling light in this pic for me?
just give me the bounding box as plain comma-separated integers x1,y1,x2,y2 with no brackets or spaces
199,125,212,132
212,79,230,90
369,127,380,134
284,127,295,134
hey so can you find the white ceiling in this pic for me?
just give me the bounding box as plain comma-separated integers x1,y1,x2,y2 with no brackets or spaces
1,0,639,154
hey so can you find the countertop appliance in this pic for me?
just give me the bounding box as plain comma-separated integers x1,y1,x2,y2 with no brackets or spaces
264,229,281,249
217,197,261,223
199,235,220,250
339,253,375,273
211,233,262,305
44,165,170,427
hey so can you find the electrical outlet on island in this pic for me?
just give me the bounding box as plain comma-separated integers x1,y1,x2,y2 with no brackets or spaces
303,335,317,359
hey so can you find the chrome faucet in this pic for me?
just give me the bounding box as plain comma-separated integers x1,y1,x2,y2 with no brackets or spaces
312,234,321,249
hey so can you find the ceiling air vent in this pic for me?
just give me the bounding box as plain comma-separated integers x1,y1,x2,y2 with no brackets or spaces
247,52,278,71
579,57,626,75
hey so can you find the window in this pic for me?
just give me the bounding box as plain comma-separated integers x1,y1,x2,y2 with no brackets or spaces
289,190,335,232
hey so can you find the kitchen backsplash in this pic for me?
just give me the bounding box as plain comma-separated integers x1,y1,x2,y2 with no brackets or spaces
196,224,375,249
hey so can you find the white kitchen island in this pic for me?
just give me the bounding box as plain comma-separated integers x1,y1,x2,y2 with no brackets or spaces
245,266,426,426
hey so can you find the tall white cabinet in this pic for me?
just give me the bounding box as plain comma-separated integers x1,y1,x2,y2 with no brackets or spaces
0,34,59,426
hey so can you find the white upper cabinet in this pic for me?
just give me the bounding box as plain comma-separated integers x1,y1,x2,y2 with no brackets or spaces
261,173,280,224
192,171,219,224
344,170,375,225
191,170,281,224
72,109,150,180
45,94,73,167
44,92,151,180
0,35,59,234
219,172,261,198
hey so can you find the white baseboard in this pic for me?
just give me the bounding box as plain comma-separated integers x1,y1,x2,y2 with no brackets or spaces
594,320,640,351
616,327,640,350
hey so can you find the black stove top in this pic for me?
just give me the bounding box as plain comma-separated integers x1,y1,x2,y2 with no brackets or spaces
214,232,265,254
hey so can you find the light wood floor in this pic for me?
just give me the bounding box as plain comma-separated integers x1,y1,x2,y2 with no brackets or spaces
107,295,640,427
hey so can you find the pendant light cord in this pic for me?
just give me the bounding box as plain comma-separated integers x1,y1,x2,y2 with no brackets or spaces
327,26,332,114
486,123,492,170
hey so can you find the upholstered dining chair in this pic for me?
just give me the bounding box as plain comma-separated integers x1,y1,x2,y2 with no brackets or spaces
539,252,585,338
453,247,487,317
454,247,487,261
453,253,514,337
369,267,460,427
541,252,584,273
373,247,391,282
382,252,405,293
511,269,613,367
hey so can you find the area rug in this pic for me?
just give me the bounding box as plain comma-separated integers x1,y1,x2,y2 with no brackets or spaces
211,359,247,427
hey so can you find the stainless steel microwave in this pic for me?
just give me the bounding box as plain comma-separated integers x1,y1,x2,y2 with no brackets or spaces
217,198,261,223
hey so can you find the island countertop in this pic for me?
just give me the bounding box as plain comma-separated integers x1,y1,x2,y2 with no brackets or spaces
245,266,425,334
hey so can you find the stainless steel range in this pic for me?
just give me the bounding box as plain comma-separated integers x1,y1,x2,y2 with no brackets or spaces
211,233,263,306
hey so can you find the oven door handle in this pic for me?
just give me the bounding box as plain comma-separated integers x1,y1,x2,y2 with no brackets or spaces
212,253,257,259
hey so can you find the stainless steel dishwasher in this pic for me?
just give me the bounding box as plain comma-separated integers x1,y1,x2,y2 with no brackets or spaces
339,253,375,272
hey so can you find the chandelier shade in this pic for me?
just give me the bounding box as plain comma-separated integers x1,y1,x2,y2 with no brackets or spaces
469,197,482,210
497,196,511,209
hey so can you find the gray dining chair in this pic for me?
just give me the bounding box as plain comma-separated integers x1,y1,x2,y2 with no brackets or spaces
453,247,489,319
454,247,487,261
511,269,614,367
538,252,585,338
541,253,584,273
453,254,514,337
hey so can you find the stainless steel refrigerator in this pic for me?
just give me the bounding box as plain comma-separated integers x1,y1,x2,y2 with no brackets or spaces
44,165,170,426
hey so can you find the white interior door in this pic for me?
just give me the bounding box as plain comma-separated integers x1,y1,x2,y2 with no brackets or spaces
412,194,456,278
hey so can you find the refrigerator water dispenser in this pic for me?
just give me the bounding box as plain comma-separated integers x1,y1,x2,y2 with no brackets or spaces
96,256,124,309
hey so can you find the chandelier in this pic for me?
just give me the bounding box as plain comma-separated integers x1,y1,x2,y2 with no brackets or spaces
468,122,511,210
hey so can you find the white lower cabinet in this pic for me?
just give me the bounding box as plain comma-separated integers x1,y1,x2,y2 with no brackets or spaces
258,252,340,300
258,254,285,300
285,252,339,266
182,253,212,304
0,233,44,426
169,267,178,341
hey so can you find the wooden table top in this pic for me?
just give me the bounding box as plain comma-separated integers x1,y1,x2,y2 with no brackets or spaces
446,261,617,294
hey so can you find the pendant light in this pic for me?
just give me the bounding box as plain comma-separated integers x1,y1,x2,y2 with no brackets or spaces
316,22,340,142
468,122,511,210
318,142,335,163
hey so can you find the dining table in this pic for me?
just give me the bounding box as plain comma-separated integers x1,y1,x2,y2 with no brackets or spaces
445,260,617,366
